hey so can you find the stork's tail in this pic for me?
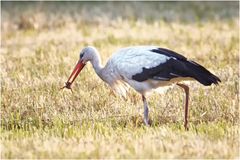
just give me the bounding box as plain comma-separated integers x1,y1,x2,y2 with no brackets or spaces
185,60,221,86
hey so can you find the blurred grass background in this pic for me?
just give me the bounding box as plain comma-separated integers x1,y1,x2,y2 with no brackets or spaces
1,1,239,159
2,1,239,28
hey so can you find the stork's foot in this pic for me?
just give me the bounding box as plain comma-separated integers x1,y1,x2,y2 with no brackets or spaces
144,119,150,127
143,108,150,127
184,123,189,131
142,95,150,127
177,83,190,131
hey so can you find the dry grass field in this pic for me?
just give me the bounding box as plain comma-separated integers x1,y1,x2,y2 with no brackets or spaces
1,1,239,159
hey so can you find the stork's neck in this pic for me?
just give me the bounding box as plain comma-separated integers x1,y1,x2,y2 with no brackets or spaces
90,51,104,77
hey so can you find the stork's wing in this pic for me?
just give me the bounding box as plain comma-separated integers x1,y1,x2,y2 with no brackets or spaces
113,46,183,80
113,46,220,86
111,47,168,79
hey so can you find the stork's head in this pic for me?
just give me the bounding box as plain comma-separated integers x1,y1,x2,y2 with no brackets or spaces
61,46,98,90
79,46,99,64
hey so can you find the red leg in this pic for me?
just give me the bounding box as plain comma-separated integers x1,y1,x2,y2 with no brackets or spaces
177,83,189,131
142,95,149,126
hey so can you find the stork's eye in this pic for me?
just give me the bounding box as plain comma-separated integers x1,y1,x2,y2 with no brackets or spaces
80,52,84,59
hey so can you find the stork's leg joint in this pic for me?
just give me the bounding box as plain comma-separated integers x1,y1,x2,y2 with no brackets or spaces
177,83,189,131
142,95,150,126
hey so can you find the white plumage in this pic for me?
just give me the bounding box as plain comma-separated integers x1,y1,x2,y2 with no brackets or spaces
99,46,173,95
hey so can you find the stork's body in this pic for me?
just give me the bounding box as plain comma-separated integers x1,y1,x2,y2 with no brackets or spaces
62,46,221,130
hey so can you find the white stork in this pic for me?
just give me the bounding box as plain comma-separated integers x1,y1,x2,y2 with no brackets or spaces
61,46,221,130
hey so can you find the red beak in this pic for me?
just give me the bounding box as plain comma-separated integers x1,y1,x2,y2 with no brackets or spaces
61,60,86,90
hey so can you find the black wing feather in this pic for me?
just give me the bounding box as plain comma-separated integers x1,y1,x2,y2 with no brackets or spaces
151,48,187,60
132,48,221,86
